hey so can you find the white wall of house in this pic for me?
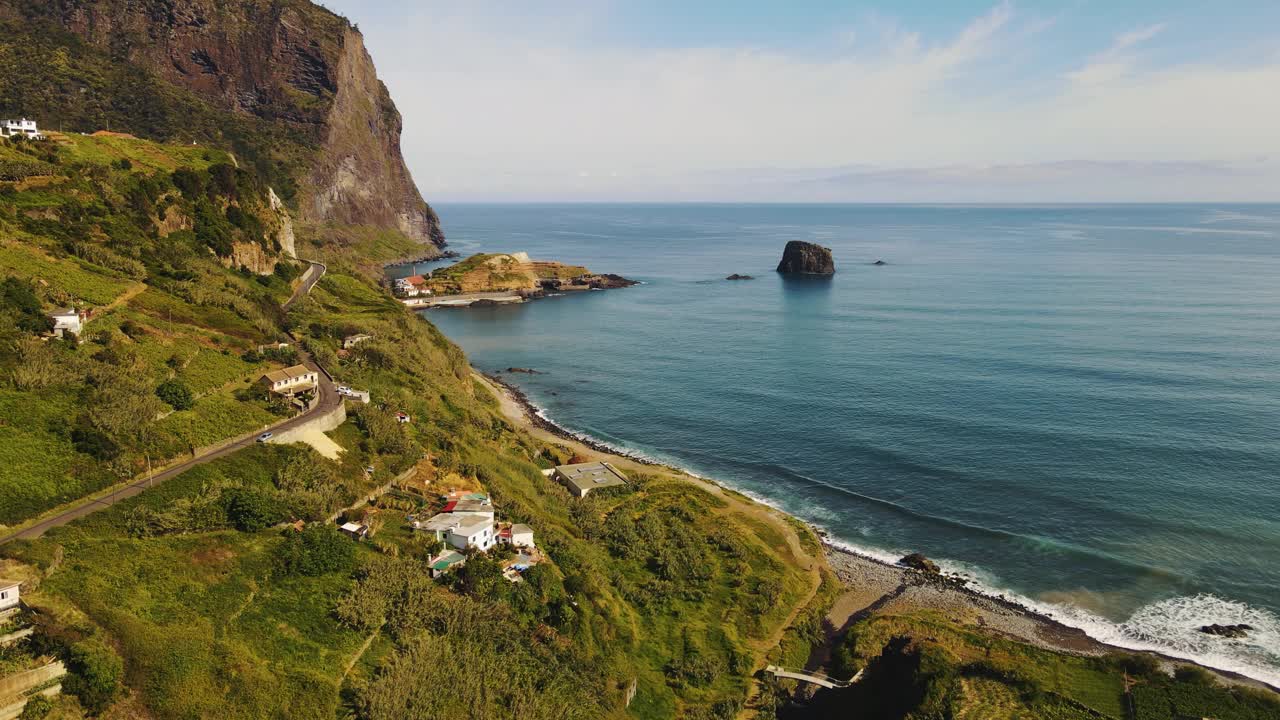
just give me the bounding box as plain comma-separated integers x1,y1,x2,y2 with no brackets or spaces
50,311,82,338
447,523,495,552
511,528,535,547
0,583,20,611
1,119,42,139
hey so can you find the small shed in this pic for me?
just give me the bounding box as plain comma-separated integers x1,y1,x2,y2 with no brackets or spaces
49,308,82,338
339,522,369,540
429,551,466,578
342,333,373,349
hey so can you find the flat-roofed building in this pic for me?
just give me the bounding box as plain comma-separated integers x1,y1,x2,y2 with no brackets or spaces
552,461,628,498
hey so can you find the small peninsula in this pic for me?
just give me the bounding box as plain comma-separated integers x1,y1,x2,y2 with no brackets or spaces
777,240,836,274
395,252,636,307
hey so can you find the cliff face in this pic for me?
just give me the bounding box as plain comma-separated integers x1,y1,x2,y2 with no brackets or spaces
1,0,444,250
776,241,835,274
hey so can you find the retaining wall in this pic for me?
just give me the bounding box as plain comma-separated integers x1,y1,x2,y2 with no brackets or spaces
267,402,346,447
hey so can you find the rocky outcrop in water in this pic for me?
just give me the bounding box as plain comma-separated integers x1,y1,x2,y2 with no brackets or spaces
899,553,940,574
776,241,835,274
1199,623,1252,639
726,274,754,280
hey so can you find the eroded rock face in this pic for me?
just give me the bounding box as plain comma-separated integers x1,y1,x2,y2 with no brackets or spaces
899,553,941,574
23,0,445,250
776,241,835,274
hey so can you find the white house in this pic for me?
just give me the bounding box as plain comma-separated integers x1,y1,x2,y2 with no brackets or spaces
259,364,318,395
447,516,495,552
0,579,20,611
49,308,83,339
499,524,535,548
1,118,42,140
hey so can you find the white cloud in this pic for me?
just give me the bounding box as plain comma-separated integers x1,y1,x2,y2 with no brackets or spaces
1066,22,1165,86
329,2,1280,201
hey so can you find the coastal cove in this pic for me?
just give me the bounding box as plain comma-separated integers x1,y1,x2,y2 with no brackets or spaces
408,203,1280,687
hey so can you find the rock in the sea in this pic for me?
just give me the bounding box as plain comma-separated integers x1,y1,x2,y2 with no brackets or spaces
725,274,754,281
776,241,835,274
1199,623,1253,639
899,553,940,574
506,367,541,375
872,259,887,266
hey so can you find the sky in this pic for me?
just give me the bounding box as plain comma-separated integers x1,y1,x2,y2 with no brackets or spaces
320,1,1280,202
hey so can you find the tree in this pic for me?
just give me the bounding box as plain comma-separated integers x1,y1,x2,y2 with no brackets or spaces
226,488,281,532
278,524,356,576
62,638,124,714
1,276,53,334
17,694,53,719
155,379,194,410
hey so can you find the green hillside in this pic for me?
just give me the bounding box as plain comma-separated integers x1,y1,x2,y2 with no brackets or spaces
0,132,301,525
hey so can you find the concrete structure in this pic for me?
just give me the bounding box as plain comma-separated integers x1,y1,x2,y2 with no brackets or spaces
442,498,493,516
500,524,535,548
1,118,42,140
429,551,465,578
446,516,495,552
260,364,318,395
48,308,82,339
342,333,372,349
339,522,368,539
0,580,19,612
553,461,628,498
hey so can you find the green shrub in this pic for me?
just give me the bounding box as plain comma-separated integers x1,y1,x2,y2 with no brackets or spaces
62,638,124,715
277,524,356,576
17,695,53,719
226,487,281,531
155,379,194,411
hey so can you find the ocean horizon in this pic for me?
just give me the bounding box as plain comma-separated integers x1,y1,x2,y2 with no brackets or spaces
396,202,1280,685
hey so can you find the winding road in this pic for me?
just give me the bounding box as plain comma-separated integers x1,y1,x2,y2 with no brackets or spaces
0,262,335,546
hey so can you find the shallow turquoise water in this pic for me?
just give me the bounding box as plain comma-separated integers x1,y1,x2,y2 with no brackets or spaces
403,204,1280,683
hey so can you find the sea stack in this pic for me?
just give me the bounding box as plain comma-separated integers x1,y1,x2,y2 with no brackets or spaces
776,241,835,275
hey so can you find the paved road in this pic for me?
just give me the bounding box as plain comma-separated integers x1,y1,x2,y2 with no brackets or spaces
0,263,334,546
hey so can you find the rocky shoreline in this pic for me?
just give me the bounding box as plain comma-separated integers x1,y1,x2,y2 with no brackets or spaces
382,249,460,269
481,370,1277,694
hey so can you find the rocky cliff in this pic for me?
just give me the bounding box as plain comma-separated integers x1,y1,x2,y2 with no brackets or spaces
0,0,444,250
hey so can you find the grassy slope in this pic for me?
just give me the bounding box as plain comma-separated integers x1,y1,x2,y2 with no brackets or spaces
0,133,297,525
1,233,819,718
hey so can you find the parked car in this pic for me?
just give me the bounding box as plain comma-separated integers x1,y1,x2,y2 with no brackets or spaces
337,385,351,395
365,466,375,474
257,432,274,443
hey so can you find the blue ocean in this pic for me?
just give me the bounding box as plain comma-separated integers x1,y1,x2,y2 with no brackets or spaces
396,204,1280,684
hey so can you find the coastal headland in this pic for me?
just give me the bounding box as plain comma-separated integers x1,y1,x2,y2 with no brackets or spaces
395,252,636,308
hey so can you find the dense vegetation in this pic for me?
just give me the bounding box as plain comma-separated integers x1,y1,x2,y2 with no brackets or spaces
0,132,301,524
0,145,818,717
